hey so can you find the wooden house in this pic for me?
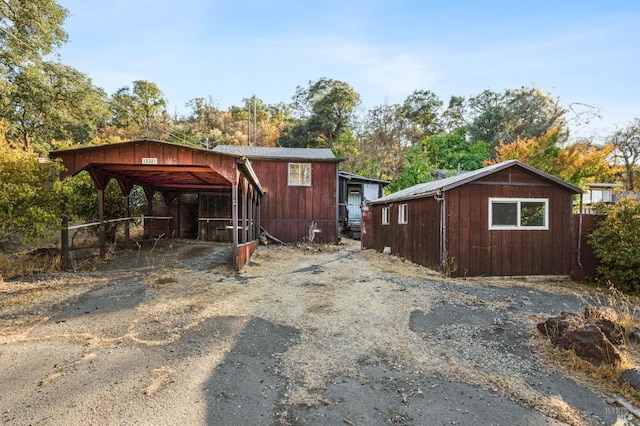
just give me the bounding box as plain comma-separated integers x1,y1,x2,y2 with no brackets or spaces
212,145,343,244
361,160,583,277
338,171,389,238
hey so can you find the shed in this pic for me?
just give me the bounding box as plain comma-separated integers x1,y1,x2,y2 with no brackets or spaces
362,160,583,277
50,139,263,270
212,145,343,243
338,171,389,238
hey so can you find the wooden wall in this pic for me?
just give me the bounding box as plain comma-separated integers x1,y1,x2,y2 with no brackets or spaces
363,166,577,277
250,160,338,243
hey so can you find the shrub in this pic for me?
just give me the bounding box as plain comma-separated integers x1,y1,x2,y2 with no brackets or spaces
589,197,640,294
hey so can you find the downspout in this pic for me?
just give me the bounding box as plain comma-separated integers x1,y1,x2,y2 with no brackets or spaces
335,166,340,244
577,193,584,268
435,189,446,273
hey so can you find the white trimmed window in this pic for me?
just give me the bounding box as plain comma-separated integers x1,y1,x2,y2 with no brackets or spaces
288,163,311,186
398,204,408,224
382,207,390,225
489,198,548,230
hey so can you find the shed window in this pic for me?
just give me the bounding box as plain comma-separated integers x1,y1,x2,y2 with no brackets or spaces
288,163,311,186
398,204,408,224
489,198,548,230
382,207,390,225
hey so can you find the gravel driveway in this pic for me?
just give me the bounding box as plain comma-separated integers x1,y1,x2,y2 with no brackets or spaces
0,239,635,425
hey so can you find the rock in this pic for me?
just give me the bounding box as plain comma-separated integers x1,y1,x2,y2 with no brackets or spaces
554,325,622,366
593,318,626,345
628,327,640,343
383,246,391,255
621,367,640,390
583,306,619,323
536,312,583,339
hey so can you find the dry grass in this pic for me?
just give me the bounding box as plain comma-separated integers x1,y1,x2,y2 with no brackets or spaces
534,285,640,408
2,238,639,424
0,251,62,279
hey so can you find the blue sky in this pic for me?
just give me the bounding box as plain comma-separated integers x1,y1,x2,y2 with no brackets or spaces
56,0,640,141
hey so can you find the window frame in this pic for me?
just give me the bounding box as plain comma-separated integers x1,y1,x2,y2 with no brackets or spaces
488,197,549,230
288,162,312,187
382,206,390,225
398,203,408,225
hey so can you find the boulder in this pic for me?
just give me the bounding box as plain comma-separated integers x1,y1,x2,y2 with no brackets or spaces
536,312,583,339
554,325,622,366
593,318,626,345
621,367,640,390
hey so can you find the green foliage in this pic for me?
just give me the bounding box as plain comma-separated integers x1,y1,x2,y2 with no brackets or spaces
5,62,109,151
401,90,443,142
280,77,360,148
0,124,65,249
0,0,68,72
65,171,146,242
467,86,566,150
589,197,640,294
110,80,168,139
388,128,490,192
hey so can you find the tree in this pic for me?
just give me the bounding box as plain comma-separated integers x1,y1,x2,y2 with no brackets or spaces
401,89,443,143
389,127,490,192
441,96,467,133
589,197,640,294
608,118,640,191
355,104,411,181
5,62,109,151
0,120,65,250
490,127,617,185
467,87,567,150
280,77,360,148
110,80,168,139
0,0,68,73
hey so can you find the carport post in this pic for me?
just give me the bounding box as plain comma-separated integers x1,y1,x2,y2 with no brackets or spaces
98,188,106,259
232,184,238,267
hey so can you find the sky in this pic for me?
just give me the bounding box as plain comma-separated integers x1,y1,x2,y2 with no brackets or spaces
55,0,640,141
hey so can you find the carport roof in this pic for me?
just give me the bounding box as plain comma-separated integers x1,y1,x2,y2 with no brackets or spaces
49,139,263,193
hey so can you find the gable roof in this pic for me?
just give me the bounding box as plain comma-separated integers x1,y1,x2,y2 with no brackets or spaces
339,171,390,185
369,160,583,205
212,145,342,162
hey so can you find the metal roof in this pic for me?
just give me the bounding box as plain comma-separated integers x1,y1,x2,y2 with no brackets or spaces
369,160,583,205
49,139,264,194
212,145,341,161
338,171,390,185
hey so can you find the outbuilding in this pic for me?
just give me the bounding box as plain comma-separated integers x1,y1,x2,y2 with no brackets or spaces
361,160,583,277
50,139,263,270
212,145,343,244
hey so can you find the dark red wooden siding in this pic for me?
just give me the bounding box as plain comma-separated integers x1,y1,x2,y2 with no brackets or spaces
446,174,575,277
250,159,338,243
363,166,577,277
363,197,442,270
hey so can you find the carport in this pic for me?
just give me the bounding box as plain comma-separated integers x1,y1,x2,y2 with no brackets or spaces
50,139,264,270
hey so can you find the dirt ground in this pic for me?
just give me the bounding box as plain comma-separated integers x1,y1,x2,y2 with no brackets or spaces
0,238,638,425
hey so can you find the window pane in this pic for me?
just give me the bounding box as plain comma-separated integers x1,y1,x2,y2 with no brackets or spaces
520,201,545,227
492,202,517,226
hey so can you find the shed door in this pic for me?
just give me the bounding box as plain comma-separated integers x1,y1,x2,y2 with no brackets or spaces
347,188,361,224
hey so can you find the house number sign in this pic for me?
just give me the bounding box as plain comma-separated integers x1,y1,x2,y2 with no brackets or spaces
142,158,158,164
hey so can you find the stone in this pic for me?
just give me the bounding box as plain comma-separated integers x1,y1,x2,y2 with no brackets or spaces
628,327,640,343
593,318,626,345
554,325,622,366
621,368,640,391
536,312,583,339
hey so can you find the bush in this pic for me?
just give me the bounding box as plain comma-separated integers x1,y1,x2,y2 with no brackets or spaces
0,124,65,251
589,197,640,294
